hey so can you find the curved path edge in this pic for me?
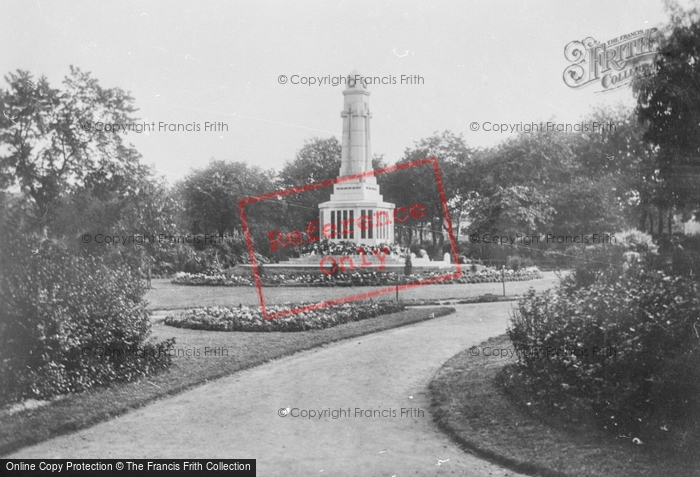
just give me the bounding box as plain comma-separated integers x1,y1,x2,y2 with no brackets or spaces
9,303,530,477
429,335,567,477
0,307,453,457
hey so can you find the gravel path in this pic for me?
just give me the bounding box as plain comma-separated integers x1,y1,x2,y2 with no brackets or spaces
9,302,526,477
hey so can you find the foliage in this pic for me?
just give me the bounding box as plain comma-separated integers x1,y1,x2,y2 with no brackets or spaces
633,3,700,214
179,159,276,237
277,137,343,228
508,265,700,449
0,235,175,405
295,239,405,257
474,129,577,192
164,302,406,332
469,185,555,236
561,242,629,288
571,105,658,233
278,137,386,229
51,171,185,276
0,67,149,230
467,110,657,245
382,131,474,247
506,255,534,271
618,228,658,253
547,177,627,237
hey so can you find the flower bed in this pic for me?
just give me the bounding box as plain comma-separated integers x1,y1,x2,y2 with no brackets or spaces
171,267,542,287
164,301,406,332
296,239,406,257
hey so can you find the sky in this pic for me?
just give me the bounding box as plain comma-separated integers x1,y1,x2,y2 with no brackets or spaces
1,0,693,184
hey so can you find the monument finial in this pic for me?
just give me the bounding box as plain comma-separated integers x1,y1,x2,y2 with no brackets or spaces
346,69,367,91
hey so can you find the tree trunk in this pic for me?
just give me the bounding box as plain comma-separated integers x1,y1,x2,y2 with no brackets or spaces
668,209,673,235
639,208,648,233
658,207,663,236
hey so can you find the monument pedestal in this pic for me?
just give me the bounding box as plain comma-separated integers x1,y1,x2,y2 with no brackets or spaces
319,177,394,247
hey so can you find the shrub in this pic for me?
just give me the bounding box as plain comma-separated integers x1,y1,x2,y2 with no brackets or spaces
507,265,700,449
618,228,657,254
563,242,627,289
0,237,175,405
506,255,534,271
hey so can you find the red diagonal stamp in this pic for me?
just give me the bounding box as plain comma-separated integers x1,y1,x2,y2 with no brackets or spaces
238,157,461,320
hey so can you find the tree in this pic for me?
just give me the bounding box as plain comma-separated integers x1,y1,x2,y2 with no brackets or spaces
473,129,577,193
278,136,386,229
383,131,474,249
110,174,182,283
469,185,555,236
548,178,627,237
466,130,574,246
633,3,700,224
278,137,343,228
470,116,649,241
179,159,276,237
467,185,554,265
570,105,659,235
0,67,148,232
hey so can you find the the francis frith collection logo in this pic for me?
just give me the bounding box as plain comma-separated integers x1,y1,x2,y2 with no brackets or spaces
563,28,661,92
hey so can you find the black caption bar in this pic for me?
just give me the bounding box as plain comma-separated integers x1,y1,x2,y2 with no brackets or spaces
1,459,256,476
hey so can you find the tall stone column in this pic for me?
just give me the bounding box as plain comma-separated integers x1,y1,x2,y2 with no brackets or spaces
318,70,394,246
339,71,375,184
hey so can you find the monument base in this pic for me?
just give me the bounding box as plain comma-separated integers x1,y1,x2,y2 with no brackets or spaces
318,178,395,247
234,259,457,277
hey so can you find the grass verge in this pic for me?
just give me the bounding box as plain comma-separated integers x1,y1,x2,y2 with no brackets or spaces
429,334,700,477
0,306,453,457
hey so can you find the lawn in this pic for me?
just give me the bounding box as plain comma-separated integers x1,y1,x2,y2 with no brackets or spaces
430,334,700,477
144,272,562,310
0,272,561,458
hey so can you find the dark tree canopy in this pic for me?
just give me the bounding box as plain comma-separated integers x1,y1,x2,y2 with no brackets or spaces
382,131,474,246
0,67,148,228
179,159,276,237
633,4,700,214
